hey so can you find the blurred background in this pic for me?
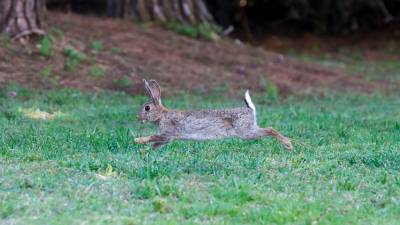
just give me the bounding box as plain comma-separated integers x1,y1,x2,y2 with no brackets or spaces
47,0,400,35
1,0,399,96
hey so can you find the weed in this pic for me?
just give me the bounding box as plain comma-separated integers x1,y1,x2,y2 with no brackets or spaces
91,40,103,54
167,22,222,40
111,47,122,54
40,66,60,86
50,76,60,86
113,76,132,87
37,27,64,58
64,46,86,71
41,66,52,79
197,22,222,40
167,22,198,38
89,66,106,77
38,35,53,57
0,34,11,48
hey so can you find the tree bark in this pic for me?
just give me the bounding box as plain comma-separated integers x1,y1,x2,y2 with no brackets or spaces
106,0,214,24
0,0,46,39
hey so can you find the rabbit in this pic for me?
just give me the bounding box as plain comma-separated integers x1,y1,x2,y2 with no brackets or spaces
135,79,293,150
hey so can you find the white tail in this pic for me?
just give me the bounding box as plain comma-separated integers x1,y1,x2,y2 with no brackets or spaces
244,90,257,125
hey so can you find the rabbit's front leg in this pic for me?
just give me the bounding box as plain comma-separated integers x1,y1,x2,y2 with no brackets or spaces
135,136,153,144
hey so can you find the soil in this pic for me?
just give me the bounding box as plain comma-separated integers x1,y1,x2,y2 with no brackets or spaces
0,11,393,97
252,24,400,61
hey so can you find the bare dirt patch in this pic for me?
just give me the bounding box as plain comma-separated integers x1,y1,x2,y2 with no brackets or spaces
0,12,390,97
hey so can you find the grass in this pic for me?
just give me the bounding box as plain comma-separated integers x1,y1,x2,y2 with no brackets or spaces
113,76,133,87
64,46,86,71
38,35,53,58
91,41,103,54
88,66,107,78
286,49,400,82
0,34,11,48
167,22,221,40
37,28,64,58
0,87,399,224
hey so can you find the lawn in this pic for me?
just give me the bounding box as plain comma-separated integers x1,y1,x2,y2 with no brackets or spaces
286,48,400,84
1,86,399,224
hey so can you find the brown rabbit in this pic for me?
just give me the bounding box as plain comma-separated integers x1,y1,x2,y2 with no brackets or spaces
135,79,293,150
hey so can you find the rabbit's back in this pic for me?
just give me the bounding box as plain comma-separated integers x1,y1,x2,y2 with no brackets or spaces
159,108,255,140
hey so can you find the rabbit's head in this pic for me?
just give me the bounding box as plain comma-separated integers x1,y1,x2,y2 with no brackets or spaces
137,79,167,123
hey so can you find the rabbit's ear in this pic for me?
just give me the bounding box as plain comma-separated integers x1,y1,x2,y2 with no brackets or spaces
143,79,162,105
148,80,162,105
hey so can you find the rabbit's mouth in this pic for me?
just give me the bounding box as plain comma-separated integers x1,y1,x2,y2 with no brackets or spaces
136,115,146,123
137,117,146,123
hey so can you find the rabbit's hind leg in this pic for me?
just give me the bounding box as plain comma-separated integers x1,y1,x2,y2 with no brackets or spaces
135,135,170,145
152,141,169,148
238,127,293,150
262,127,293,150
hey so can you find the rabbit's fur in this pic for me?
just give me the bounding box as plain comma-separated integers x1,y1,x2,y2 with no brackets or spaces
135,79,293,150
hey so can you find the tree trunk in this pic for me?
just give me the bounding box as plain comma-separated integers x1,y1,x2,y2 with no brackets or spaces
0,0,46,40
107,0,214,24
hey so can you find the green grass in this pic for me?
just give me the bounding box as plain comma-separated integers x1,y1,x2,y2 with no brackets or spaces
91,40,103,54
286,50,400,83
88,66,106,78
0,34,11,48
1,87,400,224
64,46,86,71
38,35,53,58
167,22,221,40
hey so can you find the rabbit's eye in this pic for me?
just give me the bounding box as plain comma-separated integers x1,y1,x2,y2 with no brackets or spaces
145,105,150,111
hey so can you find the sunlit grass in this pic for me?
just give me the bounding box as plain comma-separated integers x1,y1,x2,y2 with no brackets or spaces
19,107,67,120
0,88,399,224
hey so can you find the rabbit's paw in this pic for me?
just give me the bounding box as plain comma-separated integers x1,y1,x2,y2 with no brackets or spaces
135,137,150,144
282,137,293,151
